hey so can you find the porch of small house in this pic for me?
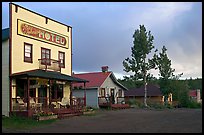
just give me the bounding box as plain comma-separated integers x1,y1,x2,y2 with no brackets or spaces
11,96,86,118
98,97,130,109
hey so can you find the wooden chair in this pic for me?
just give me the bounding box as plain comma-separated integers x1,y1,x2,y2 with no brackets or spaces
57,97,69,108
16,96,27,110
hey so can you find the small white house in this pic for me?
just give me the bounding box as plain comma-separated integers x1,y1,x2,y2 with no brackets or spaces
72,66,128,108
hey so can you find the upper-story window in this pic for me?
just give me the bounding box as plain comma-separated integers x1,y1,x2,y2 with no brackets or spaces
24,43,33,63
41,47,51,65
59,51,65,68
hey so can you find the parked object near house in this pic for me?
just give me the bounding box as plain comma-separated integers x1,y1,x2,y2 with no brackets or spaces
72,66,129,109
189,89,202,103
2,3,88,118
124,84,172,105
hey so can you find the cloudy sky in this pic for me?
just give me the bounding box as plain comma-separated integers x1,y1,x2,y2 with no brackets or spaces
2,2,202,80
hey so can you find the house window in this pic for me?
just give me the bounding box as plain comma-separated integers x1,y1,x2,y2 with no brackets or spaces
59,51,65,68
24,43,33,63
51,84,63,100
41,47,51,65
118,89,122,97
99,88,106,97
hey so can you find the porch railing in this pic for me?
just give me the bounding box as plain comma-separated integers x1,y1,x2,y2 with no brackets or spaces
38,58,61,72
11,97,86,114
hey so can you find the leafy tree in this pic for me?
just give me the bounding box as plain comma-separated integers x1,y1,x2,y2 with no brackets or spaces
169,78,190,107
155,46,178,101
123,25,157,107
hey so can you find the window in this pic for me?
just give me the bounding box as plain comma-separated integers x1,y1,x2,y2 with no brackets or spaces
24,43,33,63
59,51,65,68
41,47,51,65
51,84,63,100
99,88,106,97
118,89,122,97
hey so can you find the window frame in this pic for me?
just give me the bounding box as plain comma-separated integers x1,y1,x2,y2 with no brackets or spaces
99,88,106,97
58,51,65,68
41,47,51,65
24,42,33,63
118,89,122,97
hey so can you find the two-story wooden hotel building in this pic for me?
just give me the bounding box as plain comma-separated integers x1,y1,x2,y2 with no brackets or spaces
2,3,88,117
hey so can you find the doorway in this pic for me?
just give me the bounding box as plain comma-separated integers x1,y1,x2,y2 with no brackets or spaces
38,85,47,107
110,89,115,104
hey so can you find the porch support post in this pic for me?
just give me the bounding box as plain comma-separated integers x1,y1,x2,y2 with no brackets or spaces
9,77,12,116
48,79,51,107
84,82,86,107
27,77,31,117
70,82,73,108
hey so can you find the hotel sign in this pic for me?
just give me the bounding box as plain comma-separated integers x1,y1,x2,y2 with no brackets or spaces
17,19,69,48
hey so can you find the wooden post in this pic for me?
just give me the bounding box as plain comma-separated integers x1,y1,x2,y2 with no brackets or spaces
49,79,51,107
70,82,73,108
27,77,31,117
84,82,86,107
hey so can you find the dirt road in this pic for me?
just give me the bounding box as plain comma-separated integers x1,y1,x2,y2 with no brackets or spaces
27,108,202,133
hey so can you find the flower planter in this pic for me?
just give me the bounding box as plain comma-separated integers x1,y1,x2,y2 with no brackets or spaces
35,115,58,121
83,110,95,115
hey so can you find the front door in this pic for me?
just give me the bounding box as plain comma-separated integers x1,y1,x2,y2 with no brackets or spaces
38,85,47,107
110,89,115,104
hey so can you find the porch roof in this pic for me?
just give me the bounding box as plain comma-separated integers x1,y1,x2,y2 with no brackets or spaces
10,69,89,83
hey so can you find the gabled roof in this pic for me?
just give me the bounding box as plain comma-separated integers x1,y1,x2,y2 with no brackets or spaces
2,28,10,41
124,84,163,97
72,71,127,90
10,69,88,83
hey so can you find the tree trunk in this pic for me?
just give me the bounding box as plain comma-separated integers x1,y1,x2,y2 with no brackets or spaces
144,70,147,107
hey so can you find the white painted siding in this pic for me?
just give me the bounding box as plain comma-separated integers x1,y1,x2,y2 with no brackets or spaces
72,88,98,108
101,75,125,104
2,40,10,116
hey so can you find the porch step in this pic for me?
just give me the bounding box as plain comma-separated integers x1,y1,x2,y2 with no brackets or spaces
111,104,130,109
53,108,83,119
58,111,83,119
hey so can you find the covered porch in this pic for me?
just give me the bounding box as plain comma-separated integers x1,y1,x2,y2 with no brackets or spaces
10,69,88,118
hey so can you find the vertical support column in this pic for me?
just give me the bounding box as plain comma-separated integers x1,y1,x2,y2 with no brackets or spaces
9,78,12,116
48,79,51,107
84,82,86,107
27,77,31,117
70,82,73,108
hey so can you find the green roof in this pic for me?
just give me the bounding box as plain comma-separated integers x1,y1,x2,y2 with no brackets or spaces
10,69,88,83
2,28,9,41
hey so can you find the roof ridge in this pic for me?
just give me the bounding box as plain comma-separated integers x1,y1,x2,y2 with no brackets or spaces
73,71,111,75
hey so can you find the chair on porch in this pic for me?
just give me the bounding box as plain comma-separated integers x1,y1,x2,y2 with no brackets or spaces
57,97,69,108
30,97,43,112
16,96,27,110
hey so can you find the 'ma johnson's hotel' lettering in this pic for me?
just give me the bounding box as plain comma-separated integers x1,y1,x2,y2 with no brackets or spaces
18,19,68,48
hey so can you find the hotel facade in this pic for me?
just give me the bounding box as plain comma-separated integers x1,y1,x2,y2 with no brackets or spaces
2,3,87,117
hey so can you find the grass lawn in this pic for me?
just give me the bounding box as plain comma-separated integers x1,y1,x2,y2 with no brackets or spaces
2,115,57,130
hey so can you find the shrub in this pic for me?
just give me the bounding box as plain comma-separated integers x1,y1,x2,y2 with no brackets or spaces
187,100,202,108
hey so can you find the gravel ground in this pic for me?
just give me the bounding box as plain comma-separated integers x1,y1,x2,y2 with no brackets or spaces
3,108,202,133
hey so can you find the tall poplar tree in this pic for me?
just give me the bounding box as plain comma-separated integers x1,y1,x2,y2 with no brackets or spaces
123,25,156,107
156,46,180,102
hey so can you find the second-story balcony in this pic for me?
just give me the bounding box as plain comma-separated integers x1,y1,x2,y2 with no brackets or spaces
38,58,61,72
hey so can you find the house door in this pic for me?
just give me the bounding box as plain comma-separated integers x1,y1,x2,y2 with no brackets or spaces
110,89,115,104
38,85,47,107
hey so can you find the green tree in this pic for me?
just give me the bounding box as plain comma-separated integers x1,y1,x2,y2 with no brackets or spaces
123,25,156,107
155,46,177,101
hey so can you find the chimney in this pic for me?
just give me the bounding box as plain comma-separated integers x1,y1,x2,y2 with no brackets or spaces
101,66,109,72
196,89,201,103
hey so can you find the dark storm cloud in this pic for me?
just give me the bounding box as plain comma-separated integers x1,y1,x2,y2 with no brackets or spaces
2,2,202,79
